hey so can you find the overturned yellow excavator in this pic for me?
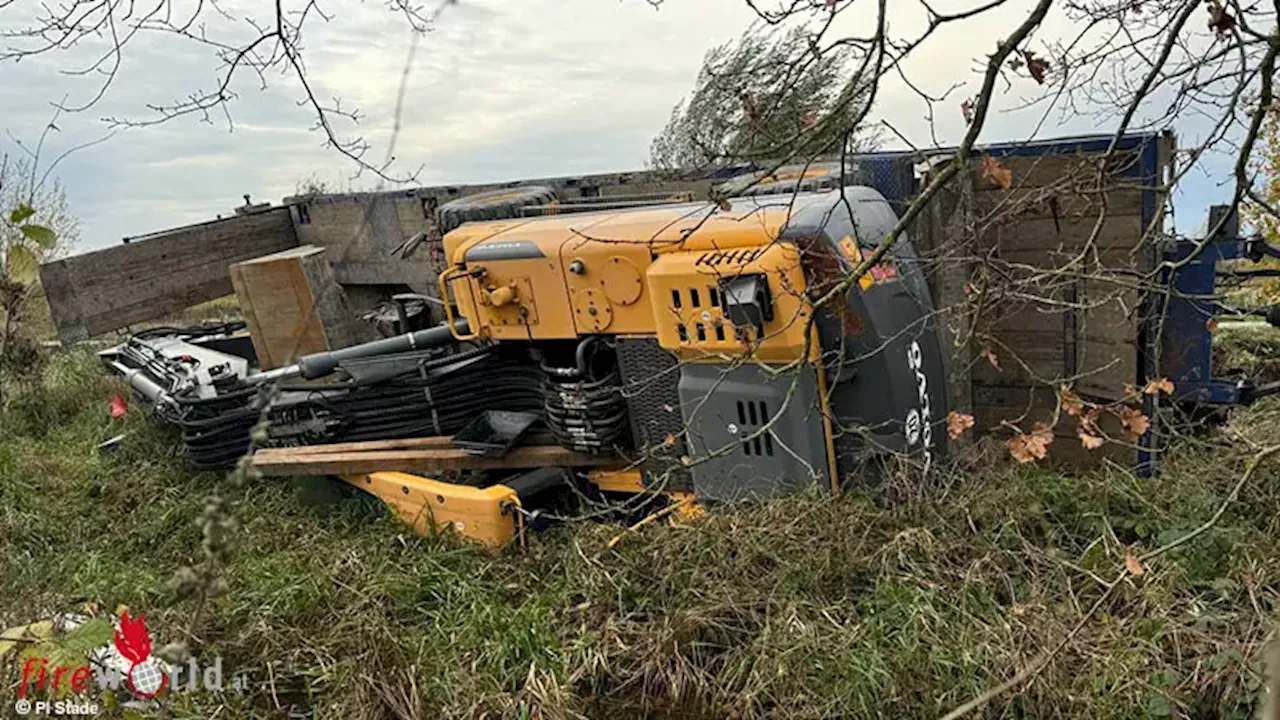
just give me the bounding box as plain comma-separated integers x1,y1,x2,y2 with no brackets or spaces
109,186,948,547
348,187,945,544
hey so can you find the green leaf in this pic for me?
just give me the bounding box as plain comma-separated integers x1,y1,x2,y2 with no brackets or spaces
6,243,37,284
1144,694,1173,718
8,204,35,225
60,619,114,655
19,223,55,248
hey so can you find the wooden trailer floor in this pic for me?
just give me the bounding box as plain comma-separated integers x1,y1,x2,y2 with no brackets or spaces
251,436,616,476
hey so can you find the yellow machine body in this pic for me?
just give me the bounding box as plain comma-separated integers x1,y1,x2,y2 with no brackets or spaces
420,190,949,547
341,472,522,548
438,204,814,363
344,468,678,549
434,200,841,510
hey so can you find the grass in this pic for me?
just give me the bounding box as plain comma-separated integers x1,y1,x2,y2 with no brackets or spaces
0,328,1278,718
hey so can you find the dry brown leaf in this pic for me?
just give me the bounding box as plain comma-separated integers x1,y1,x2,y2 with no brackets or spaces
1206,318,1219,333
1120,406,1151,441
961,99,975,124
1079,407,1101,435
1125,554,1145,577
1079,429,1105,450
1007,422,1054,463
981,154,1013,189
980,342,1001,371
715,197,732,212
1123,382,1140,398
1078,410,1104,449
1026,53,1050,84
1207,1,1236,36
947,411,975,439
663,434,677,448
1059,385,1084,416
1143,377,1175,396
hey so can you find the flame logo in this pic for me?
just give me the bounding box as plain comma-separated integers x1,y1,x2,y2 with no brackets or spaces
112,611,168,699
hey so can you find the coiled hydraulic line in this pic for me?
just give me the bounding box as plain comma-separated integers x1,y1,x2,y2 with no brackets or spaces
170,386,262,469
541,338,629,454
266,348,545,447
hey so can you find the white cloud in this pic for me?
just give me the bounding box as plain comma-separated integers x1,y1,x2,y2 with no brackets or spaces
0,0,1228,250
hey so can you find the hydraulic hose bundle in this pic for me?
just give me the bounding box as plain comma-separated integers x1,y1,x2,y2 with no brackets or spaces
106,318,634,469
107,322,262,469
169,385,262,468
266,348,545,446
541,338,629,454
104,322,491,469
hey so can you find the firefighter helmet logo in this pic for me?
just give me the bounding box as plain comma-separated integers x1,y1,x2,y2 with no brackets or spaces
113,611,168,698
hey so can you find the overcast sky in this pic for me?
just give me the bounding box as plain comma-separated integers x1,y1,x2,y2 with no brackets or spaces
1,0,1230,252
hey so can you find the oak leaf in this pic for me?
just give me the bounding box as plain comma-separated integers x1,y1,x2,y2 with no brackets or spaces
1079,428,1104,450
1059,385,1084,416
981,154,1013,189
1207,2,1235,37
1143,377,1174,396
947,411,975,439
1079,407,1101,435
1119,406,1150,440
1025,51,1050,84
980,342,1001,371
1007,422,1054,463
1125,554,1145,577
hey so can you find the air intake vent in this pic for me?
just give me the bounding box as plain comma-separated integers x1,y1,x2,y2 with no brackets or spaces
696,248,763,267
736,399,775,456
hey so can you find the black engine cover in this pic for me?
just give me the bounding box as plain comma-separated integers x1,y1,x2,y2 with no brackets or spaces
781,187,950,476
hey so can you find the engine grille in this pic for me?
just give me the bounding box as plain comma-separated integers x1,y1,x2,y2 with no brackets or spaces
615,337,693,492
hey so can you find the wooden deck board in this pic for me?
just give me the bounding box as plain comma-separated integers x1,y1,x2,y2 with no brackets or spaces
252,440,615,476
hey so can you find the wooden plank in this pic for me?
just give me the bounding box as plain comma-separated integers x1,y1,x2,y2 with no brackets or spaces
995,247,1145,271
40,208,298,343
971,331,1070,386
333,259,436,286
230,245,375,369
1077,274,1141,399
252,444,615,476
972,335,1133,389
255,436,455,456
968,151,1141,191
1076,340,1138,399
973,186,1144,220
978,214,1144,253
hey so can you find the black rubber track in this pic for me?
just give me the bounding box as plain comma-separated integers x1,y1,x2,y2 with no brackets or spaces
435,185,558,234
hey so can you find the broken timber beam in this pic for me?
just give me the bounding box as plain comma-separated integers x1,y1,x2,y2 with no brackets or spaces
39,207,298,344
252,438,615,476
230,245,376,369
